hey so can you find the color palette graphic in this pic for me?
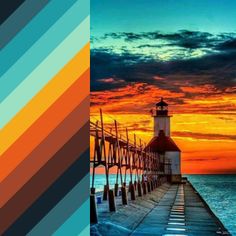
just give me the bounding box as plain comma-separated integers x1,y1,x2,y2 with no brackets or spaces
0,0,90,235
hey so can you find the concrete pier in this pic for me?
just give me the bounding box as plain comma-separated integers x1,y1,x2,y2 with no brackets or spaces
91,180,231,236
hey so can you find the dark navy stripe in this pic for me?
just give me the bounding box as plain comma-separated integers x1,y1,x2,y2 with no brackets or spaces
0,0,49,49
3,148,89,235
0,0,26,24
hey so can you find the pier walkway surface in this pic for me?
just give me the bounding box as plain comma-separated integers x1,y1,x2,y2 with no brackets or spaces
91,181,231,236
132,182,230,236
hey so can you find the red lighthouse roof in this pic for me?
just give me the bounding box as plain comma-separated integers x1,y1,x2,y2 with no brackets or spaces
146,130,181,152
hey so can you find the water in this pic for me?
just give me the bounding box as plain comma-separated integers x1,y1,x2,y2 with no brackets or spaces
91,174,236,235
186,175,236,236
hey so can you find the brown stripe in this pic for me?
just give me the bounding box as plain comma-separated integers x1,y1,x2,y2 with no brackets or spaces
0,68,89,185
0,95,89,208
0,122,89,233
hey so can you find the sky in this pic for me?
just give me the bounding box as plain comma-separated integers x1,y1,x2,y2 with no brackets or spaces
90,0,236,174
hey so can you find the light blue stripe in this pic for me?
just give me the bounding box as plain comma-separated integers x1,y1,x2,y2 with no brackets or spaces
0,0,78,76
0,0,89,102
77,224,90,236
53,201,90,236
27,174,89,236
0,16,90,128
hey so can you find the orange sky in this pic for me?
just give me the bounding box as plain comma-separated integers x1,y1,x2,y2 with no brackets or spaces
90,82,236,174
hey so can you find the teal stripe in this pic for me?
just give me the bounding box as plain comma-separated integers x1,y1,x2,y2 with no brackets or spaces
0,0,78,76
0,0,49,49
77,225,89,236
27,174,89,236
0,16,90,128
53,201,90,236
0,0,89,102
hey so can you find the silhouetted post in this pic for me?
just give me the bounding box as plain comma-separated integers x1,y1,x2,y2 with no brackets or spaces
142,181,147,195
147,181,151,193
128,181,132,192
90,194,98,224
130,183,136,200
114,183,119,197
121,185,128,205
137,180,142,197
91,187,96,194
103,184,109,200
150,180,154,191
108,189,116,212
134,180,137,190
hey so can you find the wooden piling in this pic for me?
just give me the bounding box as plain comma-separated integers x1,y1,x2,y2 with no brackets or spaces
137,181,142,197
91,187,96,194
142,181,147,195
90,194,98,224
121,186,128,205
147,181,151,193
108,189,116,212
103,184,108,200
130,183,136,200
114,183,119,197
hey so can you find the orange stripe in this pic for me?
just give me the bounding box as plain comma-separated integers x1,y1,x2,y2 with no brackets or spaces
0,43,89,157
0,69,89,189
0,70,89,207
0,96,88,211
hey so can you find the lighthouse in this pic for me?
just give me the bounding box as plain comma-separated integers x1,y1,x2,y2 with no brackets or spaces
153,97,171,136
147,98,182,183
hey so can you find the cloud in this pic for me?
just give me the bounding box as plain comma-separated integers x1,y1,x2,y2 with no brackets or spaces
91,46,236,92
184,157,220,162
172,131,236,141
91,30,236,116
101,30,236,50
97,78,125,84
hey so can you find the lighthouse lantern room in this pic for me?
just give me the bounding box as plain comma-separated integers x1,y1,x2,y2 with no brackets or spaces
153,97,171,137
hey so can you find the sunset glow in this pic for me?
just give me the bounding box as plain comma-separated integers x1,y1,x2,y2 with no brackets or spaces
91,83,236,174
91,0,236,173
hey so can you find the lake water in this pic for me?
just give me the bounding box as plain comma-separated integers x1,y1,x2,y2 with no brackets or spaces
90,174,236,235
186,174,236,236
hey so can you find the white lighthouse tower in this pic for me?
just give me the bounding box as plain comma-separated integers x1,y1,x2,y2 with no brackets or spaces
153,97,171,137
147,98,182,183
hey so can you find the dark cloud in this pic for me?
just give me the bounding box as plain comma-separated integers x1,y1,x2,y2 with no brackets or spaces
184,157,220,162
91,46,236,92
102,30,236,50
91,30,236,113
172,131,236,141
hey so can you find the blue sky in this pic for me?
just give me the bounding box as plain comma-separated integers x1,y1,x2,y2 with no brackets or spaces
92,0,236,36
91,0,236,62
90,0,236,98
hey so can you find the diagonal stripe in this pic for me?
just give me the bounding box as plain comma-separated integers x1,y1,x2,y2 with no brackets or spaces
0,126,89,235
0,0,25,24
0,93,89,207
0,69,89,188
0,0,78,75
28,175,89,236
53,201,90,236
0,0,48,49
53,202,90,236
53,203,90,236
75,224,90,236
0,42,89,156
0,16,90,127
0,0,89,101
